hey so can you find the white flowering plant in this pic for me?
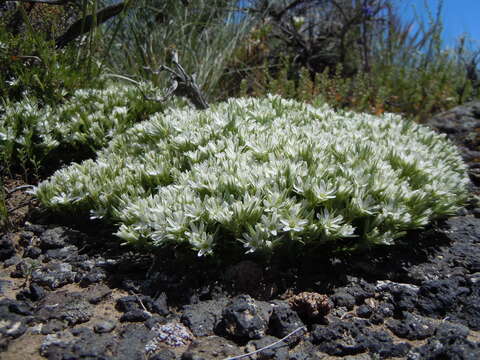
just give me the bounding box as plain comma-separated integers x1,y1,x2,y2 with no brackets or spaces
0,82,168,172
35,95,469,255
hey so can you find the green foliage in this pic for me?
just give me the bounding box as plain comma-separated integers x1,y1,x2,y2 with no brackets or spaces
0,82,170,177
0,25,103,105
35,96,469,256
105,0,258,100
243,58,470,122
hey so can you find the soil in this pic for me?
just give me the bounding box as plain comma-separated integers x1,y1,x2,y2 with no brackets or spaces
1,101,480,360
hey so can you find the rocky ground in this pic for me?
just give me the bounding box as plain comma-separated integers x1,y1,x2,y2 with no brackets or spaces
1,101,480,360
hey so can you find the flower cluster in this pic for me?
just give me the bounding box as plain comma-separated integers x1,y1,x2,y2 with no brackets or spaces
35,95,469,255
0,82,169,168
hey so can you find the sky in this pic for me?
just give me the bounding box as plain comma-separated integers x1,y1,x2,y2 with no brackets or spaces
394,0,480,48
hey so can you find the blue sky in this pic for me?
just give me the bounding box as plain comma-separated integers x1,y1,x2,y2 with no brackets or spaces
394,0,480,48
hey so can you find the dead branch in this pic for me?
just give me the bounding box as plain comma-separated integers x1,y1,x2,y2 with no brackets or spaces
144,50,209,110
55,2,128,49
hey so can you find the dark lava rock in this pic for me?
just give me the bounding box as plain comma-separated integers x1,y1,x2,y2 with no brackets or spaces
39,227,69,250
356,305,373,318
181,299,226,336
116,293,169,316
0,299,31,351
311,319,367,356
44,245,78,261
94,319,117,333
36,291,93,326
358,329,411,358
117,295,141,312
369,302,394,325
220,294,272,340
151,293,169,316
17,283,47,302
426,100,480,157
120,309,152,322
335,280,376,305
150,349,176,360
39,331,76,359
245,335,289,360
331,290,355,310
409,341,480,360
386,312,436,340
3,255,21,268
311,318,409,357
435,322,470,340
407,328,480,360
269,301,305,340
0,234,16,261
24,246,42,259
417,278,469,317
181,336,241,360
376,280,419,314
31,262,77,290
79,268,107,287
29,283,46,301
41,319,67,335
8,300,33,316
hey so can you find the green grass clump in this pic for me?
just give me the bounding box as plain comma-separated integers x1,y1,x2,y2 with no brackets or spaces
0,82,168,176
35,96,469,255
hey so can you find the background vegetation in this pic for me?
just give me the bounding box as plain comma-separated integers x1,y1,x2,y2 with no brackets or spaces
1,0,479,232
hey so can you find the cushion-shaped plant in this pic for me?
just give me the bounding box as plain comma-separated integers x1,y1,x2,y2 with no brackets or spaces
34,95,469,255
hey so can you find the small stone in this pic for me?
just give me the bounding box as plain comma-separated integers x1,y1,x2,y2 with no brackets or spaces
29,283,46,301
94,320,117,333
41,319,66,335
331,290,356,310
120,309,152,322
24,246,42,259
356,304,373,318
116,295,140,312
150,349,176,360
152,293,169,315
39,227,68,250
269,300,305,340
79,269,107,287
44,246,78,261
181,299,225,337
220,294,271,340
9,300,33,316
386,313,435,340
4,255,21,268
31,262,76,290
0,234,16,261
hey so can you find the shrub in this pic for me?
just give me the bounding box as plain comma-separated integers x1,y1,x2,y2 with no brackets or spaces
0,22,103,106
0,82,169,177
35,96,469,255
